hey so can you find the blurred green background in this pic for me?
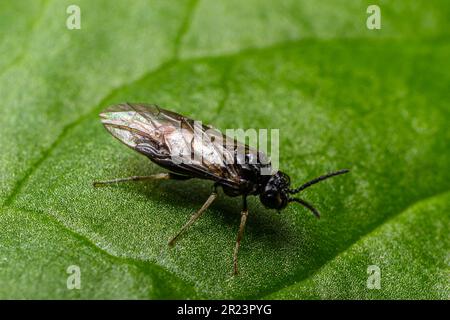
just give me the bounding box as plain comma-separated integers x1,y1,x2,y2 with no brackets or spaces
0,0,449,299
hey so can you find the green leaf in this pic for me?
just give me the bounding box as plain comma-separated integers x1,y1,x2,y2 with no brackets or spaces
0,207,199,299
267,192,450,299
0,0,449,299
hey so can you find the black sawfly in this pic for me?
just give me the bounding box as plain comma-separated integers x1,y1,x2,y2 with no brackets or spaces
94,103,349,275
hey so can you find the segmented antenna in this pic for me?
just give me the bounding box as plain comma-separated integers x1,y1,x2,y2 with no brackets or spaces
288,197,321,218
288,169,349,194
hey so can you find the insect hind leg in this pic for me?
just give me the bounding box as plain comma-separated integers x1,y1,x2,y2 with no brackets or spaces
168,184,219,247
93,172,190,187
233,195,249,276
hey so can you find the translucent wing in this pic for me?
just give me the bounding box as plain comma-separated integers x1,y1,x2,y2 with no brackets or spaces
101,103,272,192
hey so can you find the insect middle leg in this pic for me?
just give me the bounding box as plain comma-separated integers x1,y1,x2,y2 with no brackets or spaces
233,196,248,276
168,184,219,247
93,172,190,187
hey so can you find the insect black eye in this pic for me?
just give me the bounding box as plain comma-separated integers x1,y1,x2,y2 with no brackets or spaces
260,191,285,210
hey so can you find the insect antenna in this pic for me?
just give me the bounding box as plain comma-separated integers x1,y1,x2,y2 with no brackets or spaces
288,169,349,194
288,198,321,219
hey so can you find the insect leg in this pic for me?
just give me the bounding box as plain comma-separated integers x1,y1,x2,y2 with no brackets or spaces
168,185,219,247
93,173,190,187
233,196,248,275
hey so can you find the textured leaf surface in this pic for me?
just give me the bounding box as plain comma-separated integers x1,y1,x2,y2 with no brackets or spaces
0,0,449,299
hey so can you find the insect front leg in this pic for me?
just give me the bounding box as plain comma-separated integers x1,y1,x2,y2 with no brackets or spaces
93,172,190,187
233,196,248,276
168,184,219,247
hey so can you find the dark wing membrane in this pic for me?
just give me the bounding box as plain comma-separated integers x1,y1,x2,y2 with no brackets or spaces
101,103,272,190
